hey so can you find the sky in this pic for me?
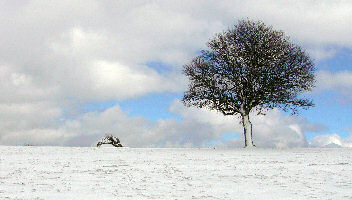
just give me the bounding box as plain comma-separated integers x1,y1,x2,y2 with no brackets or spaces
0,0,351,148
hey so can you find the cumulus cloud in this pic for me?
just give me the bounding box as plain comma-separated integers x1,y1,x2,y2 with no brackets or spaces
307,47,337,61
316,70,352,101
53,104,220,148
0,102,64,145
218,111,316,148
0,65,59,103
0,104,217,147
171,101,328,148
87,60,185,100
0,99,326,148
317,71,352,89
65,101,325,148
309,133,352,148
1,0,351,102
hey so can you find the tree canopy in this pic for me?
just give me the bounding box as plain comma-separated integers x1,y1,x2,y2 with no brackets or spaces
182,19,315,147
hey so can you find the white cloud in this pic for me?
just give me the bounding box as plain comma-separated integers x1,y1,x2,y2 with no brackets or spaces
0,65,59,103
0,100,324,148
309,134,352,148
0,102,64,145
307,47,337,61
62,104,220,147
1,0,351,102
316,70,352,100
317,71,352,89
87,60,185,100
232,1,352,47
49,27,110,59
171,101,327,148
1,129,70,146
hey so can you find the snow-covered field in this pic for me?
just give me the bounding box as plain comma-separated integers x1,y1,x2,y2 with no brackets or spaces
0,146,351,200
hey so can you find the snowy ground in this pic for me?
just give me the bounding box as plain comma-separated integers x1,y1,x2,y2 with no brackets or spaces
0,146,351,200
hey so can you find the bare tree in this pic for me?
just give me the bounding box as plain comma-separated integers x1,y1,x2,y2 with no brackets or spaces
182,19,315,147
97,134,123,147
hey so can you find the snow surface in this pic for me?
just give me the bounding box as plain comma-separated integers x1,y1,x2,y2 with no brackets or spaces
0,146,351,200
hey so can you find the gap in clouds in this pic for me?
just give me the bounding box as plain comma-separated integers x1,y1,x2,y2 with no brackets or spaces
206,132,240,146
145,61,175,73
60,93,183,124
316,48,352,72
117,93,182,122
80,100,118,113
301,91,351,138
300,48,352,140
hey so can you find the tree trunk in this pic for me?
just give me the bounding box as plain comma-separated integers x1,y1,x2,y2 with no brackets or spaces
242,114,255,148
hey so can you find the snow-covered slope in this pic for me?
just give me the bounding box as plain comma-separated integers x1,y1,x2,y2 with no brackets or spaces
0,146,351,199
